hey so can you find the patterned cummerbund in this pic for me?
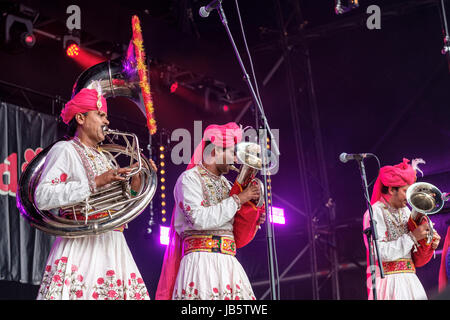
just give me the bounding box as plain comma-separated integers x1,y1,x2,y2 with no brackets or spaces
59,210,125,232
382,259,416,275
183,235,236,257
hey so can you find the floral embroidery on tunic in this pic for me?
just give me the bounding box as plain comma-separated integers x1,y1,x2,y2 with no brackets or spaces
381,202,410,242
196,165,230,206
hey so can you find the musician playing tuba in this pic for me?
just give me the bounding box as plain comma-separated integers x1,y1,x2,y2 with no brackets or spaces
34,88,156,300
362,158,441,300
156,122,264,300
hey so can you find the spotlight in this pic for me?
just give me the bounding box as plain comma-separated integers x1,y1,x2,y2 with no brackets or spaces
63,32,80,57
170,81,178,93
223,104,229,112
270,207,286,225
2,13,36,50
21,32,35,48
66,42,80,57
160,226,170,245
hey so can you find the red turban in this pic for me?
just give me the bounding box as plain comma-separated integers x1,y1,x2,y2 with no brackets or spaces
370,158,424,204
60,88,107,124
187,122,243,170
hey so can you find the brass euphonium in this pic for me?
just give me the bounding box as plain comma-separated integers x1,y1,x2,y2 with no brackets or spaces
230,142,276,207
16,33,157,238
406,182,450,243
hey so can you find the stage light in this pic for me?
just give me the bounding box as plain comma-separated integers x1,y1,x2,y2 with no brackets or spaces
66,42,79,57
63,32,80,57
3,13,37,50
270,206,286,225
21,32,35,48
159,142,168,225
223,104,229,112
160,226,170,245
170,82,178,93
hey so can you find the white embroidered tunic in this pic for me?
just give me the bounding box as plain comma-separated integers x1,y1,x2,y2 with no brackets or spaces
171,165,256,300
34,138,149,300
363,199,427,300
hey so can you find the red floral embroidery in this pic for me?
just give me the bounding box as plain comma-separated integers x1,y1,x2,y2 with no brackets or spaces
93,270,149,300
174,281,201,300
60,173,68,182
175,280,256,300
38,257,86,300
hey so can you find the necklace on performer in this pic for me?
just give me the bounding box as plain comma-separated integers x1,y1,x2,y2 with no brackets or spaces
74,137,112,173
199,162,221,179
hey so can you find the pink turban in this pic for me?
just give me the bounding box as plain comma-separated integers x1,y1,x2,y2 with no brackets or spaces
60,88,107,124
370,158,422,204
187,122,243,170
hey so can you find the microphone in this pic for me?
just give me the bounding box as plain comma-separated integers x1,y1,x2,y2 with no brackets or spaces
339,152,374,163
199,0,223,18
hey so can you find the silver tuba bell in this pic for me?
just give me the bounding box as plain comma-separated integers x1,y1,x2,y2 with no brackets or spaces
406,182,450,243
16,26,158,237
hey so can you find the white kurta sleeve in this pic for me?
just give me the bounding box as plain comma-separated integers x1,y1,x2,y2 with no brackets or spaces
364,205,415,262
175,171,239,230
34,142,92,211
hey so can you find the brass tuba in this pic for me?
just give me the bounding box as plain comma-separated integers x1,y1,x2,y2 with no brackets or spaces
406,182,450,243
16,23,157,238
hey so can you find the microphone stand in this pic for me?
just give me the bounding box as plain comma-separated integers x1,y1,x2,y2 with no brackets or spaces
356,157,384,300
215,1,280,300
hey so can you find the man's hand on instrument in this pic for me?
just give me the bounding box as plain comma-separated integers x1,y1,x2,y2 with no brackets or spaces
149,159,157,172
411,223,430,242
237,183,260,204
257,210,266,225
431,231,441,250
129,159,157,192
95,167,132,189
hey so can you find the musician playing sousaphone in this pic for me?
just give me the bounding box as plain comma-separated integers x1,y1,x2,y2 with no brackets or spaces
34,87,156,300
156,122,265,300
362,158,441,300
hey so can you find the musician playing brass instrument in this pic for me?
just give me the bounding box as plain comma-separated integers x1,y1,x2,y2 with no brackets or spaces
34,88,156,300
363,158,441,300
156,122,265,300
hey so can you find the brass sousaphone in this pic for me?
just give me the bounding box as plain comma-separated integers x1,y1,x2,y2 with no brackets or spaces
16,17,157,238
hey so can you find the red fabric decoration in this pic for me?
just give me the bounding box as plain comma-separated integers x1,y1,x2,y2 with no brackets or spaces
407,214,435,268
230,181,264,248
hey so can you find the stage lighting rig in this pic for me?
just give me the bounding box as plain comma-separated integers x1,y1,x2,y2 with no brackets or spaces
335,0,359,14
63,29,81,57
1,3,39,50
